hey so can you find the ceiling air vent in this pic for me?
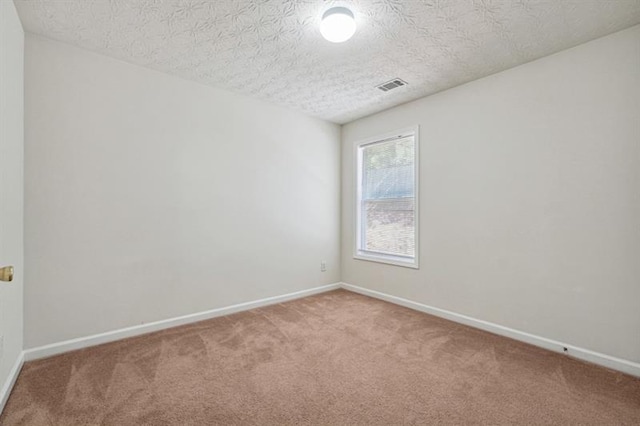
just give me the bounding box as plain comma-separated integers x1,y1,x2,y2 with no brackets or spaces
376,78,408,92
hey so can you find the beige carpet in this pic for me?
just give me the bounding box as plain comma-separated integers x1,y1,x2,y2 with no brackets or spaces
1,289,639,425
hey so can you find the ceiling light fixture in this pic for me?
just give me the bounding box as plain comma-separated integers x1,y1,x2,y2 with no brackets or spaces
320,7,356,43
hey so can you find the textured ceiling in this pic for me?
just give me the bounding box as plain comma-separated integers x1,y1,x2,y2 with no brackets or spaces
13,0,640,124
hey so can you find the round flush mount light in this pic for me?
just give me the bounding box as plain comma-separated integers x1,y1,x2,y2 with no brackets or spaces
320,7,356,43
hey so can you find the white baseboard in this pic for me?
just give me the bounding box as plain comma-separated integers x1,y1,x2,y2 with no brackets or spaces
0,351,24,414
339,282,640,378
24,283,340,362
19,281,640,378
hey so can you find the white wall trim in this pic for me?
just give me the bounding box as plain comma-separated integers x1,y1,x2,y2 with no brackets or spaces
16,280,639,386
340,282,640,378
23,283,340,362
0,352,24,414
353,125,420,270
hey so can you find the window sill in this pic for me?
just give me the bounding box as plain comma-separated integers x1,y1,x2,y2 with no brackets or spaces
353,251,419,269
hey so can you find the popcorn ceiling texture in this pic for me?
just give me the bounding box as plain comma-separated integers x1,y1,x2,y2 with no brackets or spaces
13,0,640,123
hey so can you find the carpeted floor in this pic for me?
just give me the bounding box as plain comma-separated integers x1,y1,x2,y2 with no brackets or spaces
1,289,639,425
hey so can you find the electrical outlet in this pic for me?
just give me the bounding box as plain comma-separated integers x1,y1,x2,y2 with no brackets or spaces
320,261,327,272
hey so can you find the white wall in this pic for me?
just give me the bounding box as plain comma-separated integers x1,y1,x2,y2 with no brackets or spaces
342,25,640,363
0,0,25,396
24,35,341,349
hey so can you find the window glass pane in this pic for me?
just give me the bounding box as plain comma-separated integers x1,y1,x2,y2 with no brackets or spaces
360,136,415,259
364,198,415,256
362,138,414,200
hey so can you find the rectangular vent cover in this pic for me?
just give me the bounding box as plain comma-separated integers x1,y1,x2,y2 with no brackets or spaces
376,78,408,92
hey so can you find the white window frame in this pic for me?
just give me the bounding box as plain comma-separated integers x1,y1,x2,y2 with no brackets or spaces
354,126,420,269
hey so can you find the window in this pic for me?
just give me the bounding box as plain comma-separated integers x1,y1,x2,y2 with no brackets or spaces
355,127,419,268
